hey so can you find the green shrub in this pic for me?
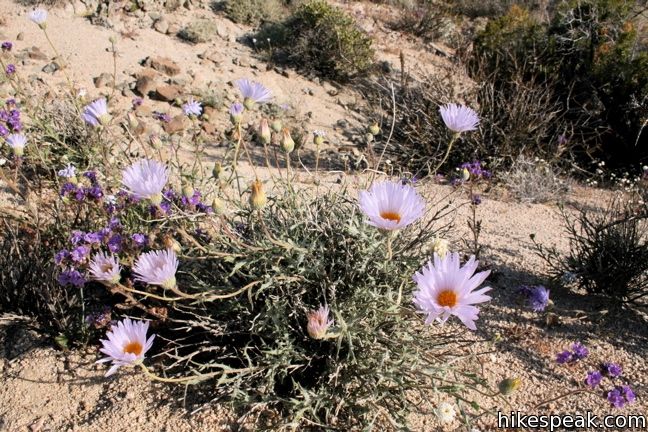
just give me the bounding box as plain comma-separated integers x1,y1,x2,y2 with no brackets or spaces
532,200,648,308
471,1,648,169
223,0,291,26
178,19,219,43
257,0,375,81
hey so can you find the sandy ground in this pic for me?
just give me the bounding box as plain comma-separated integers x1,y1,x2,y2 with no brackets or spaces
0,1,646,431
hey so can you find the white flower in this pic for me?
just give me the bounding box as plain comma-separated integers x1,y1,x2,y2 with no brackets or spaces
435,401,456,424
121,159,168,205
133,249,178,289
28,8,47,26
439,103,480,134
97,318,155,376
57,163,77,179
358,181,425,231
88,252,121,285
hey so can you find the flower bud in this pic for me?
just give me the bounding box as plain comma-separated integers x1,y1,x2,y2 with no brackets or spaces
307,305,334,340
431,237,449,258
212,161,223,179
368,122,380,136
313,130,325,146
462,168,470,182
182,184,194,200
163,236,182,254
280,128,295,154
211,197,225,216
149,134,163,149
258,118,271,145
365,133,374,144
127,112,139,130
249,179,267,210
243,97,255,111
498,377,521,395
271,119,283,133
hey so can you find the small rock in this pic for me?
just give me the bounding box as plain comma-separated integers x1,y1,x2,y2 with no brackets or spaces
163,114,188,134
93,72,113,88
16,32,24,41
42,62,59,74
135,75,156,96
167,22,181,35
27,46,48,61
153,84,182,102
145,56,181,77
202,122,216,135
153,18,169,34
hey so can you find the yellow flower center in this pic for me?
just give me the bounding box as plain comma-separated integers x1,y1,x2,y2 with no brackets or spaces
123,341,143,356
380,211,401,223
437,290,458,308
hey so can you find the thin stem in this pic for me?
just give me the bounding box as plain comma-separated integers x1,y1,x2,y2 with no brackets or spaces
432,134,459,175
138,362,258,384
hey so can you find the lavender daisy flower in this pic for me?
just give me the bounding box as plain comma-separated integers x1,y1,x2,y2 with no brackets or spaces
88,252,121,285
182,98,202,117
571,342,589,360
121,159,168,205
236,78,272,109
1,42,12,51
413,252,492,330
528,286,550,312
96,318,155,377
5,64,16,75
586,371,602,388
229,102,244,124
602,362,623,378
57,163,77,179
28,8,48,27
306,305,334,340
82,98,110,127
133,249,178,289
439,103,480,134
358,181,425,231
5,133,27,156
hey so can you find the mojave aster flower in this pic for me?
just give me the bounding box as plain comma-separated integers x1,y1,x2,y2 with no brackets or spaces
6,133,27,156
358,181,425,231
236,78,272,109
439,103,480,134
182,97,202,117
28,8,47,27
97,318,155,376
121,159,168,205
132,249,178,289
413,252,491,330
82,98,110,127
88,252,121,285
435,401,456,424
306,305,334,340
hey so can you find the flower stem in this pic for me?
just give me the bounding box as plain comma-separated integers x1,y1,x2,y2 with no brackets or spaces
432,134,459,175
138,362,258,384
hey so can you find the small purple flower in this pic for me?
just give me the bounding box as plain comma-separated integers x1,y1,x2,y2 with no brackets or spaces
602,363,623,378
98,227,111,239
82,98,110,127
86,186,103,199
54,250,70,265
1,41,12,51
439,103,480,134
107,234,122,253
60,182,76,197
556,350,572,364
471,194,482,206
131,233,148,248
57,269,85,288
83,170,98,184
607,388,625,408
108,217,121,231
159,201,172,215
74,187,86,202
153,111,171,123
58,164,77,179
132,97,143,108
181,190,202,207
70,231,85,245
84,232,102,244
182,98,202,117
571,342,589,360
236,78,272,109
5,64,16,75
528,286,550,312
586,371,602,388
70,245,90,263
229,102,244,123
621,385,636,403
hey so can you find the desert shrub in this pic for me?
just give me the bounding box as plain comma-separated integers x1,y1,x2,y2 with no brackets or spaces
256,0,375,81
178,19,219,43
533,199,648,308
502,155,570,203
471,1,648,168
222,0,291,26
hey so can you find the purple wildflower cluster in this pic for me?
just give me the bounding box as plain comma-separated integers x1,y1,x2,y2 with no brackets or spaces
460,161,492,180
0,99,23,137
556,342,589,364
5,64,16,75
59,170,104,202
1,41,12,51
153,111,171,123
585,362,635,408
158,187,213,215
517,285,550,312
85,306,113,329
